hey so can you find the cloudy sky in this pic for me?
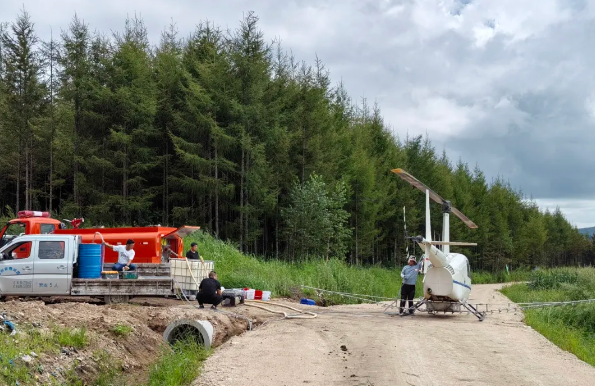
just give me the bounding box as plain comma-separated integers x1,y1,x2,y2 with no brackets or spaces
4,0,595,228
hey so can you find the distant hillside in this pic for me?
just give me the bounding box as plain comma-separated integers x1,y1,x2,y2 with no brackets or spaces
579,227,595,237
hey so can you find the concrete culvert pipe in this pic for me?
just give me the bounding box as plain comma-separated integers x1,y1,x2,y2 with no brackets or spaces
163,319,214,349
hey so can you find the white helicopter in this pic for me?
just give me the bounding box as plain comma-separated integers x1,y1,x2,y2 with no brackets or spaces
392,168,485,321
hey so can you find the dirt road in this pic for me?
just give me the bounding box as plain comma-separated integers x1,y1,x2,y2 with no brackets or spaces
194,284,595,386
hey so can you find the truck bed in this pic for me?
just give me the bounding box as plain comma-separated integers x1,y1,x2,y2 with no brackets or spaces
71,277,173,296
102,263,171,277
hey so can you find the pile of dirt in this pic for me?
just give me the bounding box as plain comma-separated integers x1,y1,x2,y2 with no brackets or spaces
0,296,278,385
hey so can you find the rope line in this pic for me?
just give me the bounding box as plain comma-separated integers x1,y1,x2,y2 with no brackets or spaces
300,285,595,316
300,285,394,302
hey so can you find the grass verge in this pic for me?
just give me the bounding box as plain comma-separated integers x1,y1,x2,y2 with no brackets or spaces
146,339,210,386
186,231,535,303
0,325,89,385
501,267,595,367
471,269,532,284
185,231,421,303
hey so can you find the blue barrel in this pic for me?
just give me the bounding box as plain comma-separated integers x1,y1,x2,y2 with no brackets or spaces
78,244,103,279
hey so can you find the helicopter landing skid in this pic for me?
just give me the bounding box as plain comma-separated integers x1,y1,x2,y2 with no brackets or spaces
387,299,485,321
425,300,485,321
385,298,427,317
461,302,485,321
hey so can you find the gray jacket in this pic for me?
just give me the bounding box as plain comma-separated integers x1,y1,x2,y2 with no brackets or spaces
401,262,421,285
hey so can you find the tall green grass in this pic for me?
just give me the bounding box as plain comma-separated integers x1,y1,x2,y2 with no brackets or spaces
0,325,89,386
471,269,532,284
186,231,539,303
501,267,595,367
146,339,210,386
185,231,422,303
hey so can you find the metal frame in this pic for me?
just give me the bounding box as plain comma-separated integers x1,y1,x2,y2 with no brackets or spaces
71,277,173,296
385,298,486,321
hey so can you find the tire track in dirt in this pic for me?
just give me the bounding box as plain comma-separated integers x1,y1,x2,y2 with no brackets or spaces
194,284,595,386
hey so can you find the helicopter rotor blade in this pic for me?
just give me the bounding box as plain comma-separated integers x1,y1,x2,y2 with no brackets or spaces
426,241,477,246
450,207,477,229
391,168,478,229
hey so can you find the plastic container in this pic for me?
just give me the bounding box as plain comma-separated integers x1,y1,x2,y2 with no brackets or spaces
169,259,214,291
243,289,255,300
261,291,271,301
120,271,139,280
101,271,119,279
78,244,103,279
300,298,316,306
240,288,270,301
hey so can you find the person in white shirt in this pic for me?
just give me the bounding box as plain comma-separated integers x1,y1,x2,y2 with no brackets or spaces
104,239,137,271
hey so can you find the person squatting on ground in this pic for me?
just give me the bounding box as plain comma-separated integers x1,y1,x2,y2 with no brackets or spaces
197,270,223,309
400,256,421,314
104,239,137,271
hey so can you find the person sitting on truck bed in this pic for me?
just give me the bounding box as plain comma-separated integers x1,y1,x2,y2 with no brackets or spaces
103,239,137,271
197,271,222,309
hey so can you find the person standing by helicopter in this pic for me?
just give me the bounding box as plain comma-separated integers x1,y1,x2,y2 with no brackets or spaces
400,256,422,315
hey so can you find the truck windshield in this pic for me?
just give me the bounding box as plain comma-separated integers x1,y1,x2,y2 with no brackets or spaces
0,222,26,248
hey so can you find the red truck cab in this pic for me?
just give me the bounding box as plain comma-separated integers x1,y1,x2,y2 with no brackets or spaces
0,211,62,258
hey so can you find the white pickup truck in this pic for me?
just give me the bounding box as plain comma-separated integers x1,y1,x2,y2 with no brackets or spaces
0,234,175,303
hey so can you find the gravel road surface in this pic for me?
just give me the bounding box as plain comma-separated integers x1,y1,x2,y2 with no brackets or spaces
194,284,594,386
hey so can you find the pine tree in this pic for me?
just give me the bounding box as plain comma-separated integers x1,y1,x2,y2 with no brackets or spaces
228,11,271,252
41,28,60,213
281,174,350,260
154,21,184,225
0,9,46,211
106,15,157,224
58,14,98,215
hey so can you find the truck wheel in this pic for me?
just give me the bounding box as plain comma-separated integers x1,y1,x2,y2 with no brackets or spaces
104,295,130,304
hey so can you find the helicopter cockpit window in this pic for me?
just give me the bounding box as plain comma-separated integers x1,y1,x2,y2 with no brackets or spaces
0,223,26,248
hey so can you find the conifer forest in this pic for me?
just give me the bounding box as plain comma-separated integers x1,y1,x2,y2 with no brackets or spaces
0,10,592,271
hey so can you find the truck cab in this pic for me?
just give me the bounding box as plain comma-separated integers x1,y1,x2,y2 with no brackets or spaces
0,234,79,296
0,211,62,251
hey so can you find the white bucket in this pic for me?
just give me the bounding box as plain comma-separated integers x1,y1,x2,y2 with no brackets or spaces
261,291,271,301
245,289,255,300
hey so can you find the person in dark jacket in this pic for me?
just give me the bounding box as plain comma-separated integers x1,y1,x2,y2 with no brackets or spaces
197,271,223,309
186,242,204,265
182,242,205,300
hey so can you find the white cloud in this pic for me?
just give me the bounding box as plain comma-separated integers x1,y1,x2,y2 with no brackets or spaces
584,95,595,120
535,198,595,229
387,95,483,139
472,23,496,48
